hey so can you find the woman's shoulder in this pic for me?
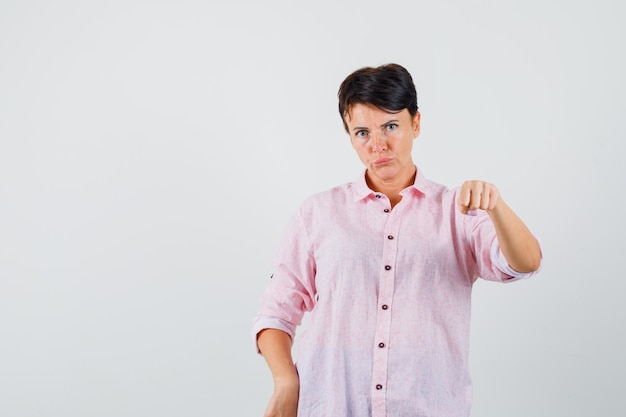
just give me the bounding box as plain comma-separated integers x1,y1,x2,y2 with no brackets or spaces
417,174,453,199
301,181,355,208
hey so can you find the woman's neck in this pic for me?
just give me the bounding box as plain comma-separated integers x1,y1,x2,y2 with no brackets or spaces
366,166,417,208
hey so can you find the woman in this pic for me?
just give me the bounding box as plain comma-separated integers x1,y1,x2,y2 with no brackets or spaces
252,63,542,417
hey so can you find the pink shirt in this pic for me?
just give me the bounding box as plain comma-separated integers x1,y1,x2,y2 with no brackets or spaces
253,169,540,417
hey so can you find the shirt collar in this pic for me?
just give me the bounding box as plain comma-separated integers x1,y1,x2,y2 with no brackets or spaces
352,167,430,202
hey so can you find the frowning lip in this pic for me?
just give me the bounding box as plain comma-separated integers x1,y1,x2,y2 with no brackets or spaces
374,157,393,165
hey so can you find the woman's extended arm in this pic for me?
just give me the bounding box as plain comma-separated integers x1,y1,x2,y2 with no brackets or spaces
457,180,541,273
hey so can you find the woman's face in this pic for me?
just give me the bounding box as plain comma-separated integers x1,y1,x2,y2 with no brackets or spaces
345,103,420,187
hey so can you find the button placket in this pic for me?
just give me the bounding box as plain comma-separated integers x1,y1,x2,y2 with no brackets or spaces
371,201,403,415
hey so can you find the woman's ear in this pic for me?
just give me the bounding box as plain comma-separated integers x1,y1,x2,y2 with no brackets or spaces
412,112,421,138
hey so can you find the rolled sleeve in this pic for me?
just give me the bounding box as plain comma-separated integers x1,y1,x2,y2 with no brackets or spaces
252,207,317,353
252,316,297,353
491,237,543,282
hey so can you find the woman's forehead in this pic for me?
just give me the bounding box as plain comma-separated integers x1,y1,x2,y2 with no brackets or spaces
346,104,409,124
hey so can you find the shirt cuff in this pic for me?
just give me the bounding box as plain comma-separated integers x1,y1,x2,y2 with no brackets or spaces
490,238,543,282
251,316,297,354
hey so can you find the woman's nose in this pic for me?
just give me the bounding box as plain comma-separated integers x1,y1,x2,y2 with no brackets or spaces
371,134,387,152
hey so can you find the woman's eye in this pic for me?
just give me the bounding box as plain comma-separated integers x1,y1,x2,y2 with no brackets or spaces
356,130,368,138
386,124,398,131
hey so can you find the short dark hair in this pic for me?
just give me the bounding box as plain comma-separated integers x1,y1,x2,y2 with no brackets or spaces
338,63,419,132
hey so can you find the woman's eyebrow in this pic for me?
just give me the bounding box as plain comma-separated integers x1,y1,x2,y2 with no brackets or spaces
380,119,400,127
352,126,369,132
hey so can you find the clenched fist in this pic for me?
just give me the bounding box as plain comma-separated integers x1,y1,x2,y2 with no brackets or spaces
457,180,501,216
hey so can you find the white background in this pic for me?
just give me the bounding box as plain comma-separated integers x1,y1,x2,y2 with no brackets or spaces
0,0,624,416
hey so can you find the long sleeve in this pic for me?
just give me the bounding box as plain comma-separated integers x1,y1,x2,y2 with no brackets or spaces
252,208,317,352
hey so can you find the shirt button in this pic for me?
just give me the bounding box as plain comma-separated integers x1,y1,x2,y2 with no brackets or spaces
381,304,388,310
384,265,391,270
375,194,382,198
383,208,390,213
387,235,394,240
378,342,385,348
376,384,383,390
